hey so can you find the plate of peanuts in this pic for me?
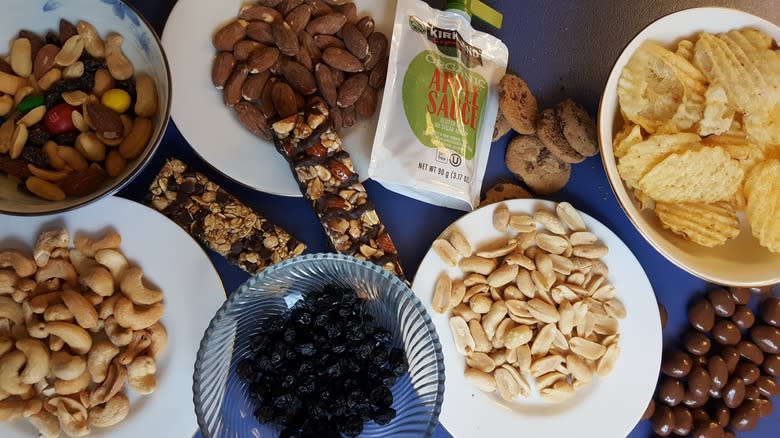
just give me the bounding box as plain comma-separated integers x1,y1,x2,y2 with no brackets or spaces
0,196,225,437
162,0,394,197
412,199,662,437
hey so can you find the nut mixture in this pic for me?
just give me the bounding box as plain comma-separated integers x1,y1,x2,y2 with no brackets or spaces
0,19,158,201
211,0,388,139
0,228,166,437
431,201,624,403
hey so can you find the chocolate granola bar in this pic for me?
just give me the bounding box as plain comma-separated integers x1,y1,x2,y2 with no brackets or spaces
270,99,405,280
145,158,305,274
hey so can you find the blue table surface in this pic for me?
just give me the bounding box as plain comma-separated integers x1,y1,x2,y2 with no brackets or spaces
117,0,779,436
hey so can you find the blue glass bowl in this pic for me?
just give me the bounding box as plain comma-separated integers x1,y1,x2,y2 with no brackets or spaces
193,253,445,437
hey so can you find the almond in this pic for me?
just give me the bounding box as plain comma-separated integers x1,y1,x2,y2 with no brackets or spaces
356,16,375,37
313,34,345,51
84,101,124,140
271,21,299,56
271,81,298,118
57,166,107,197
234,102,271,140
259,77,278,119
211,51,236,89
255,0,283,7
59,19,78,43
307,0,334,17
19,30,44,60
239,5,282,23
285,4,312,33
246,21,274,45
369,56,387,88
337,73,367,108
233,40,264,61
295,36,314,70
338,2,358,24
322,47,363,72
305,12,346,35
300,31,321,64
278,0,305,16
341,23,368,60
341,104,356,128
314,63,339,107
213,20,247,51
33,44,60,79
0,59,12,75
280,60,317,95
241,71,271,101
364,32,388,71
247,46,279,74
355,86,378,118
223,63,249,107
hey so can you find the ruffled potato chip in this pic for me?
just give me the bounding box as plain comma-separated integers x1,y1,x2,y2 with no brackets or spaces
616,133,700,189
744,159,780,253
655,201,740,247
613,123,644,158
675,39,695,62
699,83,735,136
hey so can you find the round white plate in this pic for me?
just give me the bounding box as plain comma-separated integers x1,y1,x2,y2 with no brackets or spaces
162,0,396,197
411,199,662,438
0,196,226,438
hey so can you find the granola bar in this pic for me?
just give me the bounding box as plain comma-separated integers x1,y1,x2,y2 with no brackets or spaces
145,158,306,274
270,99,406,280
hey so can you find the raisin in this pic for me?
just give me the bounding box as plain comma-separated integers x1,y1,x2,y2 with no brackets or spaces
26,126,50,147
44,31,61,47
21,146,49,168
53,131,78,146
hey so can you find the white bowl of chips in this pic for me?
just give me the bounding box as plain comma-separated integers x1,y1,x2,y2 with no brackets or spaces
599,7,780,287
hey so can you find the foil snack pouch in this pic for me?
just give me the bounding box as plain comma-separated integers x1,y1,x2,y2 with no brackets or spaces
369,0,508,210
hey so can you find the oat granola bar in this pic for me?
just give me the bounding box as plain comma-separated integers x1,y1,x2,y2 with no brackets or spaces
270,99,406,280
145,158,305,274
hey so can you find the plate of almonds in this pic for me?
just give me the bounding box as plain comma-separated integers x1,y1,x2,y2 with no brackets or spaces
162,0,394,197
412,198,662,437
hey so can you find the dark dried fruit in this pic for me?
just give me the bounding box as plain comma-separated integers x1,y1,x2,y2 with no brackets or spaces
57,166,108,197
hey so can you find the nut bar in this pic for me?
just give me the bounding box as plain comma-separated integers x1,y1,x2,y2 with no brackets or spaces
145,158,305,273
271,99,405,280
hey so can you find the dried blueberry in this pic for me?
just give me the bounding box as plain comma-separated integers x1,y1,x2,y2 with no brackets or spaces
372,407,397,425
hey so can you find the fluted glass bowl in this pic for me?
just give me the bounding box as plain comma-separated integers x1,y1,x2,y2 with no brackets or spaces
193,253,445,438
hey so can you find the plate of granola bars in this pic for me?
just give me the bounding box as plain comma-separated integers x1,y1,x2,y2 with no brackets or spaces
162,0,395,197
411,199,662,438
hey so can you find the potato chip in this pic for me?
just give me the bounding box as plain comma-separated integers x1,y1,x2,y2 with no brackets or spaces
616,132,700,189
655,201,740,247
638,146,743,203
702,134,764,172
698,82,735,136
675,39,694,62
744,159,780,253
613,123,643,158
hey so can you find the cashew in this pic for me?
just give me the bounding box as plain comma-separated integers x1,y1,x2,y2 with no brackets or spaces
145,322,168,359
76,20,105,58
119,267,163,305
117,330,151,365
34,228,70,268
47,396,89,437
90,361,126,407
54,371,91,395
74,132,106,162
79,265,114,297
35,259,77,286
94,249,128,282
43,304,74,322
0,250,37,277
98,295,120,320
12,278,36,303
16,338,49,384
127,355,156,394
0,296,23,325
118,117,152,160
134,74,158,117
0,269,18,294
0,350,32,395
105,34,133,81
45,322,92,355
88,391,129,428
61,289,98,329
0,335,12,357
114,297,163,331
83,292,103,307
87,341,120,384
104,316,132,347
74,232,121,258
50,351,87,381
23,302,47,339
27,410,60,438
49,335,65,352
30,291,63,313
0,399,42,421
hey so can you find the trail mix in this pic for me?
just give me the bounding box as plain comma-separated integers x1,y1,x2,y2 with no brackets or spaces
0,19,158,201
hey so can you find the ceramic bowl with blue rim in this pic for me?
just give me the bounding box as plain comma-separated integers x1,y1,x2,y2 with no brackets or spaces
0,0,171,215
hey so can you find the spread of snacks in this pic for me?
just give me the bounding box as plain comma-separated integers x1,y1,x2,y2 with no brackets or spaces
145,158,306,274
211,0,389,139
430,201,624,403
0,19,158,201
613,28,780,252
235,284,408,437
0,228,165,437
497,73,598,195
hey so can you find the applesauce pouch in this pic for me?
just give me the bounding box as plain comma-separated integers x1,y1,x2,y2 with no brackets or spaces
369,0,507,210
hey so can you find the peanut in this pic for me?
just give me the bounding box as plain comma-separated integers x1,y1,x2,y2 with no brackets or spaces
118,117,152,160
25,177,66,201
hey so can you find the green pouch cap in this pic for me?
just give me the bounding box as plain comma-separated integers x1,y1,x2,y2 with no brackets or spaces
446,0,503,29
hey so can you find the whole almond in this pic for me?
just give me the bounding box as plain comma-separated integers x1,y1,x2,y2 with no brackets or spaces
247,46,280,73
256,0,282,6
18,30,44,60
338,2,358,24
213,20,247,51
272,21,299,56
330,105,343,131
364,32,388,71
306,12,346,35
337,73,368,108
242,71,271,101
341,104,356,128
369,56,388,88
341,23,368,59
355,86,378,118
0,59,12,75
322,47,363,72
234,101,271,140
259,77,278,119
356,16,375,37
307,0,334,17
278,0,305,15
280,60,317,95
238,5,282,23
300,31,321,64
272,81,298,118
313,34,345,51
33,44,60,79
211,52,236,89
285,4,312,33
314,63,339,107
233,40,264,61
85,101,124,140
223,63,249,107
59,19,78,43
246,21,274,44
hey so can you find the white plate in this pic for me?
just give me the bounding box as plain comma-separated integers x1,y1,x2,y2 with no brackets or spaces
0,196,226,438
411,199,662,438
162,0,396,196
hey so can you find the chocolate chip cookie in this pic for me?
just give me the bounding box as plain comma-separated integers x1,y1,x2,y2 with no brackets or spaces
556,98,598,157
505,135,571,195
536,107,586,164
493,109,513,142
498,74,538,135
481,182,531,206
